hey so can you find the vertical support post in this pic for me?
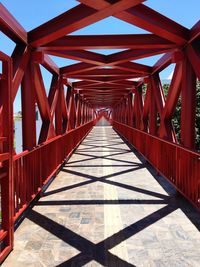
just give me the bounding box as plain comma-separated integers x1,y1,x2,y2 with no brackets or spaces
135,87,143,129
142,83,150,132
67,88,76,130
181,55,196,149
127,93,133,126
66,86,72,131
21,61,36,150
80,100,84,125
76,95,82,127
55,78,62,135
149,82,157,135
0,55,13,262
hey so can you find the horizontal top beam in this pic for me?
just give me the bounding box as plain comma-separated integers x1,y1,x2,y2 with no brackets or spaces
64,68,139,77
42,34,177,50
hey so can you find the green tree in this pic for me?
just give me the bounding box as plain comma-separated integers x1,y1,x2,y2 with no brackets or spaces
163,81,200,151
142,82,200,151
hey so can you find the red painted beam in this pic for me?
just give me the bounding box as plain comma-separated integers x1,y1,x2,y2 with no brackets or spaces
29,0,145,46
60,82,68,123
106,80,137,86
42,34,176,50
65,69,138,77
74,82,133,89
32,63,56,143
190,20,200,43
78,84,131,89
152,50,183,74
43,54,59,75
161,62,182,120
186,43,200,80
48,75,59,110
69,76,140,82
0,3,27,44
80,0,189,44
12,45,30,101
32,64,51,121
79,89,127,92
118,4,189,45
72,81,101,88
181,56,196,149
141,84,150,131
84,95,125,98
60,61,151,77
150,73,165,115
55,79,63,135
81,89,129,93
60,62,97,75
116,62,152,74
107,47,173,65
21,61,36,150
46,50,106,65
32,51,59,75
152,52,173,74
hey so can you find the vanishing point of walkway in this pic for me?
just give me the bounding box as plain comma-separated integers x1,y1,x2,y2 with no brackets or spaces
3,126,200,267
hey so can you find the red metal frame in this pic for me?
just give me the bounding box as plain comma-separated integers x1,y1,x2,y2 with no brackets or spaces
112,121,200,209
0,51,13,263
0,0,200,263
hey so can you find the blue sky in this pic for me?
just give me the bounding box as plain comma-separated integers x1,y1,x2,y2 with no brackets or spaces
1,0,200,112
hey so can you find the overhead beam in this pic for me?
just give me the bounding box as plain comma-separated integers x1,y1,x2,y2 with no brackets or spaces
72,78,138,87
107,47,173,65
77,84,131,89
32,51,59,75
80,0,189,45
79,88,130,92
60,62,97,75
43,54,59,75
42,34,177,50
152,50,183,74
117,62,151,74
28,0,146,46
72,80,101,88
65,68,138,77
84,93,125,97
152,52,173,74
73,81,134,88
190,20,200,43
186,42,200,80
60,61,152,76
0,3,27,44
46,50,106,65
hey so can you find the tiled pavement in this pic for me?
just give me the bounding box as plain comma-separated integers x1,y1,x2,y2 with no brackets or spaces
3,125,200,267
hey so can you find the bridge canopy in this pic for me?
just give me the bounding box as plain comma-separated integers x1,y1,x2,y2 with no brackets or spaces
0,0,200,264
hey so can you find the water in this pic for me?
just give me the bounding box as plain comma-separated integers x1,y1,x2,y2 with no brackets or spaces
14,119,42,154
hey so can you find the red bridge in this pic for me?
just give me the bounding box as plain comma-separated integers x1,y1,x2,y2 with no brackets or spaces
1,1,200,266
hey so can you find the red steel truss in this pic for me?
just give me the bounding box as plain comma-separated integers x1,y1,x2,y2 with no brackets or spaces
0,0,200,262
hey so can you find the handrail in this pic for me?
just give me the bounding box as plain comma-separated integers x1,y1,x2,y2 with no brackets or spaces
112,120,200,209
13,120,95,221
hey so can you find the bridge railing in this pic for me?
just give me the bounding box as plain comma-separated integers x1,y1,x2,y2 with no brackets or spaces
13,120,94,221
112,120,200,209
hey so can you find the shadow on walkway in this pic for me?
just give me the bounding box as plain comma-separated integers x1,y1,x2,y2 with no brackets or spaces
3,126,200,267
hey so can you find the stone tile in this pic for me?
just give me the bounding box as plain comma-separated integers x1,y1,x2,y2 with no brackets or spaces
24,240,43,251
3,126,200,266
81,218,91,224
